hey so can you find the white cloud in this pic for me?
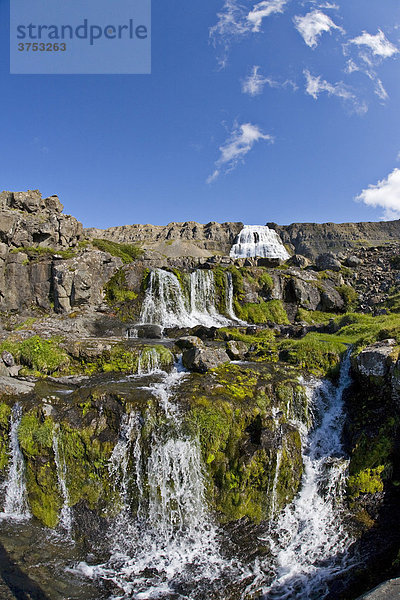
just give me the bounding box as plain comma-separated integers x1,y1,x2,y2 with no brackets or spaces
304,70,367,113
304,70,352,100
210,0,288,65
374,78,389,101
356,168,400,220
242,66,297,95
350,29,398,58
294,10,343,48
247,0,288,33
207,122,273,183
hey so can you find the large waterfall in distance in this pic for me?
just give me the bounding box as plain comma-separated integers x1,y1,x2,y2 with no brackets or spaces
230,225,290,260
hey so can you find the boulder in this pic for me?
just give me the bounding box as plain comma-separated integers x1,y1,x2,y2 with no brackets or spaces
0,362,10,377
318,283,345,312
315,253,342,272
1,350,14,367
288,278,320,311
0,376,35,395
182,346,230,373
226,340,248,360
345,255,362,267
175,336,204,350
355,339,397,379
135,324,163,339
356,578,400,599
286,254,311,269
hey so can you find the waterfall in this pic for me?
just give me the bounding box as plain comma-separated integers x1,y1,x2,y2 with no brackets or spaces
0,403,30,521
230,225,290,260
137,347,162,375
76,362,234,597
226,271,246,324
53,431,72,536
250,350,354,599
140,268,232,328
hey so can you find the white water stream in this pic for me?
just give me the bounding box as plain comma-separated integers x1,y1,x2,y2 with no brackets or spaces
140,268,238,328
53,431,73,536
0,403,30,521
246,350,354,599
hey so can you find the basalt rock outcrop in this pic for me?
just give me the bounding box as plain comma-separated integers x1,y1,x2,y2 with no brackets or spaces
270,220,400,259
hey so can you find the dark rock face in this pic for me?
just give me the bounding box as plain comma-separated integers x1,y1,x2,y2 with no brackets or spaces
270,220,400,259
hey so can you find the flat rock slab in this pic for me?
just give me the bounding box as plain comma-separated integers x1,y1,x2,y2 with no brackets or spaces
0,376,35,395
358,578,400,599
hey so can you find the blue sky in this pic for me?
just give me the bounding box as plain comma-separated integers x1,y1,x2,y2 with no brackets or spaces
1,0,400,228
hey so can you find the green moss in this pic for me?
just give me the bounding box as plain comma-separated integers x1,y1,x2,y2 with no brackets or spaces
234,299,289,325
348,466,385,497
105,269,137,305
184,363,305,523
18,412,54,457
0,336,70,375
92,239,143,263
0,403,11,472
279,332,347,376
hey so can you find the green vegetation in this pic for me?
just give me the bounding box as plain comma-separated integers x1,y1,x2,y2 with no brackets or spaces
185,363,304,522
10,246,76,260
336,284,358,310
295,309,336,324
234,299,289,324
0,336,70,375
105,269,137,304
92,239,143,263
279,333,348,376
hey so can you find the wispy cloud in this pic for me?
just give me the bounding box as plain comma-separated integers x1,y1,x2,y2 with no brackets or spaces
350,29,398,59
294,10,343,48
210,0,288,66
356,168,400,220
304,70,367,113
247,0,288,33
207,122,274,183
374,78,389,101
242,65,297,95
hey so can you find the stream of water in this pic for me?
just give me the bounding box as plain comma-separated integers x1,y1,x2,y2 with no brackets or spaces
0,353,355,600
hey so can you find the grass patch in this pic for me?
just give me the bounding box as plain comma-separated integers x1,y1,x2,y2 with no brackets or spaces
10,246,76,260
92,239,143,263
234,299,289,325
279,332,348,376
0,336,70,375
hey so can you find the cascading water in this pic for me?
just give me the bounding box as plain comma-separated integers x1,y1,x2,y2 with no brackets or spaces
230,225,290,260
53,431,73,536
247,350,354,600
76,361,235,598
140,268,234,328
0,403,30,521
137,347,162,375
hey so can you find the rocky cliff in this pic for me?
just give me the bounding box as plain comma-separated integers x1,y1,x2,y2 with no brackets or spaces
269,220,400,259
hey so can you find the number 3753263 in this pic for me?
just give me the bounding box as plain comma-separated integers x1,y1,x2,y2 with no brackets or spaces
18,43,67,51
